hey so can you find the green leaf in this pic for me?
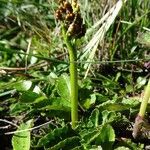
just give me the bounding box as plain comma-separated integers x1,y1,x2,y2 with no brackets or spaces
95,93,109,104
47,136,80,150
122,98,139,107
114,138,144,150
136,77,147,89
126,85,133,93
37,125,76,148
102,110,117,124
57,74,71,100
34,97,71,119
0,107,4,111
13,80,32,91
137,32,150,47
80,124,115,149
88,108,100,127
39,97,70,111
80,128,101,145
72,145,84,150
97,101,130,111
19,91,46,103
12,119,33,150
82,94,96,109
9,103,31,115
95,124,115,150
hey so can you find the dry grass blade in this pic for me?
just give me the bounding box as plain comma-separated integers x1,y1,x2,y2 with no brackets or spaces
80,0,127,78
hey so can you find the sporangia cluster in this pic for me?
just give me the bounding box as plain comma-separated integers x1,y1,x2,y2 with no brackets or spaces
55,0,86,39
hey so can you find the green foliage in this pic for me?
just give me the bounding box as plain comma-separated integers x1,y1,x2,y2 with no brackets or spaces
0,0,150,149
37,125,75,147
95,124,115,150
56,74,71,101
137,32,150,47
35,124,81,149
12,119,33,150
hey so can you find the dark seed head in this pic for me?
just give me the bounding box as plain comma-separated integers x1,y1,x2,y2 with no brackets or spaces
55,10,63,20
65,13,75,21
59,6,66,13
63,1,71,8
56,0,86,39
75,13,83,24
68,23,75,34
58,0,65,4
63,1,73,13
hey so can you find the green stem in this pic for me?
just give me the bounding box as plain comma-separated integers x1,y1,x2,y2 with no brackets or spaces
139,78,150,117
62,25,78,129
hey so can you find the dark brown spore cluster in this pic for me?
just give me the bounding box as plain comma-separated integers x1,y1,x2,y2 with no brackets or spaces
55,0,86,39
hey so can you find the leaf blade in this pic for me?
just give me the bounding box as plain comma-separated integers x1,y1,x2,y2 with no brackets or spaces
12,119,33,150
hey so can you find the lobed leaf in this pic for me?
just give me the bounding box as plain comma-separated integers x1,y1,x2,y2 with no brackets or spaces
37,124,76,148
95,124,115,150
97,100,131,111
47,136,81,150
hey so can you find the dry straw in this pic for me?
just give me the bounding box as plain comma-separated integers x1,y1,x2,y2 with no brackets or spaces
80,0,127,78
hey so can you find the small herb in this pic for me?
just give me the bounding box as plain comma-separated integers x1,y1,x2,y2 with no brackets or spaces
55,0,86,128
